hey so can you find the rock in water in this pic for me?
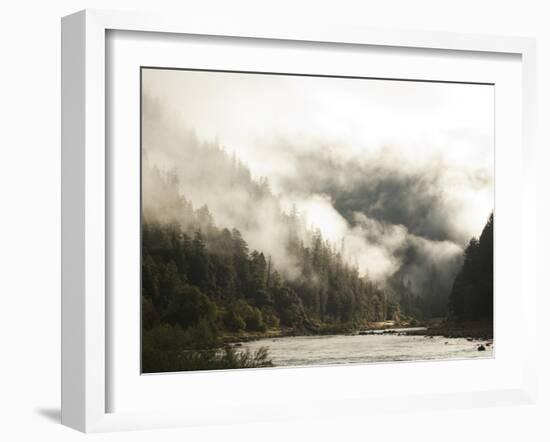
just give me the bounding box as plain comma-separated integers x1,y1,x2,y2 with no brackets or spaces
477,345,486,351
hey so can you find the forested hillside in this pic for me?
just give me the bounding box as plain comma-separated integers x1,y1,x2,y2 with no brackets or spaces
141,129,494,372
142,162,399,372
449,213,494,322
142,149,406,372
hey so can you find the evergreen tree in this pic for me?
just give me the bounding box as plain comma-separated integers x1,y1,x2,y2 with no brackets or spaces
449,213,493,322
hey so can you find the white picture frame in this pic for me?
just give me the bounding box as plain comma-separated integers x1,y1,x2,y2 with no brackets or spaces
61,9,537,433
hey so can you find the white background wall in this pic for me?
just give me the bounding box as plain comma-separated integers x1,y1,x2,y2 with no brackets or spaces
0,1,547,441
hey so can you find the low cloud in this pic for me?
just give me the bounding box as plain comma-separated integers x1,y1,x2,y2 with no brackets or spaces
141,69,494,298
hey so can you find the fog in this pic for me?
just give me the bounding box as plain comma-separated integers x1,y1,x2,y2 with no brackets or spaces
141,68,494,293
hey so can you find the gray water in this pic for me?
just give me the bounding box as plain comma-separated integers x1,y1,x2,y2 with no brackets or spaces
240,329,493,367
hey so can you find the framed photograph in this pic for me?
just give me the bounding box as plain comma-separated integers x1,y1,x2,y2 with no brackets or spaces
61,9,537,432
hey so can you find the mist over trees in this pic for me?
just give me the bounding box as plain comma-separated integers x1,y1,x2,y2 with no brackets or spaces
142,147,404,372
141,89,494,372
142,92,469,292
142,159,401,371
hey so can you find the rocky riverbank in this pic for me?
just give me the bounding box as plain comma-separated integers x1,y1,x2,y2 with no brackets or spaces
404,319,493,340
223,319,423,344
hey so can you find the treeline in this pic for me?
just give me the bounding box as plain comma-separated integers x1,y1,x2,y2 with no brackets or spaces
142,199,398,369
142,169,401,372
449,213,493,322
142,218,276,372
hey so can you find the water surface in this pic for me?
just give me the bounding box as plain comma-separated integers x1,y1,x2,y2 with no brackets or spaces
240,330,493,367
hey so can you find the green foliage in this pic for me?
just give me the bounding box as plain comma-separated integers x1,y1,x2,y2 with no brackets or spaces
158,260,183,312
142,297,159,330
187,231,211,290
222,308,246,332
318,322,355,335
243,306,266,332
260,306,280,329
142,255,160,300
273,286,305,327
164,284,217,329
142,323,272,373
224,300,267,332
217,346,273,370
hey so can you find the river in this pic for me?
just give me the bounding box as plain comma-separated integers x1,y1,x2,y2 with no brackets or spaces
240,329,493,367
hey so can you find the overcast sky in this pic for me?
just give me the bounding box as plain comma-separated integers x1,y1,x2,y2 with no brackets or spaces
143,68,493,237
142,68,494,284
